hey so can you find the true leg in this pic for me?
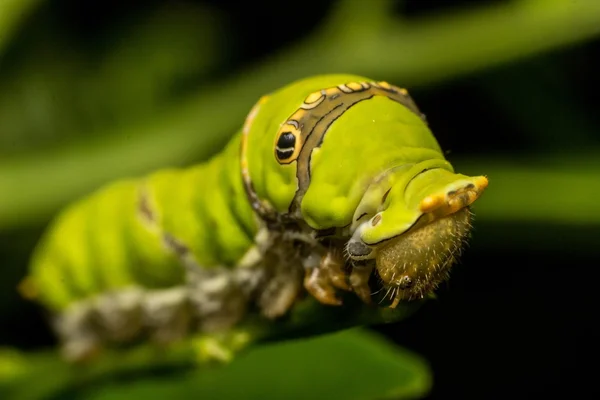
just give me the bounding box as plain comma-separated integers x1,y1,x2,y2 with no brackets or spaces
322,251,351,291
303,250,351,306
349,265,374,305
257,261,303,319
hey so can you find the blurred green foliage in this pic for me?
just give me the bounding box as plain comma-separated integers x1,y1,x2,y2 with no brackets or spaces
2,0,600,230
2,330,431,400
1,0,600,399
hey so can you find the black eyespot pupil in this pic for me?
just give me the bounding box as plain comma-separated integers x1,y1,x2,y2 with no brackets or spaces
277,132,296,149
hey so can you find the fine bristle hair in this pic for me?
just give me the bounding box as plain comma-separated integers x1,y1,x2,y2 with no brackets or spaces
374,207,473,304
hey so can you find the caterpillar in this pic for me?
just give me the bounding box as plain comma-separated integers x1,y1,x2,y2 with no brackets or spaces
20,74,488,362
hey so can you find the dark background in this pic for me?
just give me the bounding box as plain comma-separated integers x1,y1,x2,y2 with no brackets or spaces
1,0,599,398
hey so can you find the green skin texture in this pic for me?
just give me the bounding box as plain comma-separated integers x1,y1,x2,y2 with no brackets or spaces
245,74,479,243
27,73,479,312
29,136,256,311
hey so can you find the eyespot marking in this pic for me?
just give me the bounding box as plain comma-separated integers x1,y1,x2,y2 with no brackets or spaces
274,122,303,164
277,131,295,148
273,79,426,214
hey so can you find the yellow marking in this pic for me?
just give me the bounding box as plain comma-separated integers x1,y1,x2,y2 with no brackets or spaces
399,88,408,96
241,95,269,179
419,194,445,213
241,95,269,173
240,95,279,219
305,91,322,103
242,95,269,136
346,82,364,91
475,175,489,191
272,80,424,216
419,176,489,215
337,84,354,93
302,90,326,109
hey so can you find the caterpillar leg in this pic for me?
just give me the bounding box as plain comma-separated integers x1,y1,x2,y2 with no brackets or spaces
323,252,351,291
161,230,250,334
303,250,351,306
349,264,374,305
142,287,192,344
245,229,305,319
93,287,144,342
55,286,194,363
186,267,248,333
53,301,102,363
256,261,303,319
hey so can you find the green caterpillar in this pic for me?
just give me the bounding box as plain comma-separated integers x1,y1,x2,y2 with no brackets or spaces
20,74,488,361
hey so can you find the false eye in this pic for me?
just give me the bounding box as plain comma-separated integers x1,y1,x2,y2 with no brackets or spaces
274,120,303,164
275,131,296,160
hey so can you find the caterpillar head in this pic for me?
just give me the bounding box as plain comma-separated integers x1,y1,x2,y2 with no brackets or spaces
346,164,488,306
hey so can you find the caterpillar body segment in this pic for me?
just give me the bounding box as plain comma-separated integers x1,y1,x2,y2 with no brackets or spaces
27,137,274,360
23,74,488,361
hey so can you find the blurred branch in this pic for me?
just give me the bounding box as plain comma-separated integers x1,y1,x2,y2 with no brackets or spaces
0,0,41,56
2,0,600,229
457,153,600,225
1,297,423,400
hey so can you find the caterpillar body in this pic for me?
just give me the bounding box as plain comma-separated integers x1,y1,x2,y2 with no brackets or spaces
21,74,488,361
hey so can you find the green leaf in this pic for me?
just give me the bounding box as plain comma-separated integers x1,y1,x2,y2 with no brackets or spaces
90,329,431,400
74,330,431,400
